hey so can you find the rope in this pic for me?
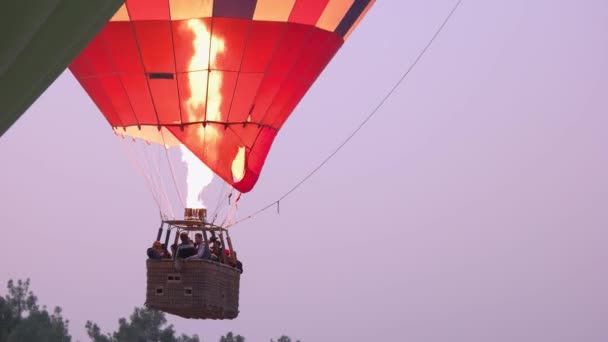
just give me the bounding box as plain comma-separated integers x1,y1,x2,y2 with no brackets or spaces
119,136,164,213
135,139,173,216
222,192,241,228
227,0,463,228
141,139,175,217
152,141,175,218
136,139,163,213
160,129,186,209
210,183,230,224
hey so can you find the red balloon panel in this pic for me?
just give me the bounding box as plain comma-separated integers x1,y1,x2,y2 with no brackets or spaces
68,0,367,192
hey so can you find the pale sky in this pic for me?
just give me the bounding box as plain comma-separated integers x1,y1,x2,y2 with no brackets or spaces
1,1,607,341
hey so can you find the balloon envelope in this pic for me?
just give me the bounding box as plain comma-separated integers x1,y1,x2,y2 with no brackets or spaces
69,0,375,192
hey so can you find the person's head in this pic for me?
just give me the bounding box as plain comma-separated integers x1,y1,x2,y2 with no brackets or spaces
194,233,203,244
152,240,162,250
209,236,218,243
179,232,189,243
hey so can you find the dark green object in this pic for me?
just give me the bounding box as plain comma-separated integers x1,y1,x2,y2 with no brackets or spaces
0,0,124,137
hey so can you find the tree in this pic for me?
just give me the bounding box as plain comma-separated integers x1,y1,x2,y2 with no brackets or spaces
1,278,299,342
86,307,199,342
271,336,300,342
0,279,71,341
0,296,17,341
84,320,112,342
220,331,245,342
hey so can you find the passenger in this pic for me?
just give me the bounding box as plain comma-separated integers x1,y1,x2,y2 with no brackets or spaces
209,236,221,262
223,249,235,267
193,233,208,250
146,240,164,260
176,232,196,258
187,233,210,260
193,233,203,249
222,248,232,264
161,243,172,259
178,232,192,247
233,251,243,273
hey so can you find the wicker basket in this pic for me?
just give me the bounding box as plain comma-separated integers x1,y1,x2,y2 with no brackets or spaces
145,259,241,319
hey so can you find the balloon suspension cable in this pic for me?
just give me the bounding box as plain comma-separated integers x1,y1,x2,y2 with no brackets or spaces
221,190,241,228
147,139,174,218
139,139,173,217
159,129,185,210
226,0,464,228
119,135,165,214
156,145,176,219
210,183,231,225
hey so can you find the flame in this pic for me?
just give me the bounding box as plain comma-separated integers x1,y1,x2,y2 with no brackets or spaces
232,146,246,182
180,145,213,208
176,19,226,207
185,19,224,149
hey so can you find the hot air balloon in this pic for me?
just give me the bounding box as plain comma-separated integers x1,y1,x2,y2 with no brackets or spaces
69,0,374,319
0,0,124,137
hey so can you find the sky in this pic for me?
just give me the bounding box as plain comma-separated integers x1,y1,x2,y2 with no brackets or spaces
1,0,608,341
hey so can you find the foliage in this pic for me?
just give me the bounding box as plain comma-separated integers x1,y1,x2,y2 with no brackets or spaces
1,278,302,342
220,331,245,342
0,279,71,341
86,307,200,342
271,336,301,342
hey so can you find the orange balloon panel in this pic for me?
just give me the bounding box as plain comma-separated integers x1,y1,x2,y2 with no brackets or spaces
69,0,374,192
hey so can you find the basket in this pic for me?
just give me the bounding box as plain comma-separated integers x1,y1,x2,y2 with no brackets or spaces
145,259,241,319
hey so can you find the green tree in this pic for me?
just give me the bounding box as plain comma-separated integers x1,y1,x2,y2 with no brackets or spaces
0,279,71,341
84,320,112,342
220,331,245,342
0,297,17,341
1,278,299,342
271,336,300,342
86,307,200,342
